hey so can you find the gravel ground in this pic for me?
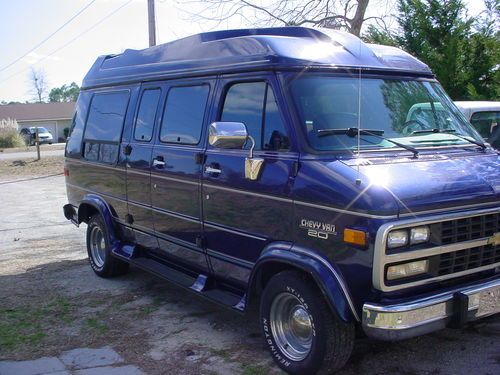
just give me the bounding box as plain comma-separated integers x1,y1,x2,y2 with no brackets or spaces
0,173,498,375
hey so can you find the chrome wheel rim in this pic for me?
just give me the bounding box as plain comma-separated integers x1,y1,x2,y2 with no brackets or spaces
270,292,313,361
90,226,106,268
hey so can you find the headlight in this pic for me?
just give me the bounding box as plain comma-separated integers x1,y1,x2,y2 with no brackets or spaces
410,226,430,244
387,229,408,248
387,259,429,280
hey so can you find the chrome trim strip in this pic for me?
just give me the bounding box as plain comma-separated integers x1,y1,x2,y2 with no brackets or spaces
66,183,126,203
126,168,150,178
203,183,291,203
151,173,199,186
373,206,500,292
295,200,397,219
66,158,124,172
290,247,360,322
206,248,255,268
399,201,500,218
204,222,267,241
152,206,201,224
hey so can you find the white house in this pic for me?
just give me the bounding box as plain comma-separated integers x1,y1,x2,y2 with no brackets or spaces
0,102,75,142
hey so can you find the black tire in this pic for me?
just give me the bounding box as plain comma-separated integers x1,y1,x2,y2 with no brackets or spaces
260,270,354,375
86,214,129,278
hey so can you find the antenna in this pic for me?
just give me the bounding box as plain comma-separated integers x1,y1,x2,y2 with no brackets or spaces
355,68,362,186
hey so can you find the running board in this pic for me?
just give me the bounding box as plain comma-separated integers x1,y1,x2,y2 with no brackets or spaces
129,257,244,311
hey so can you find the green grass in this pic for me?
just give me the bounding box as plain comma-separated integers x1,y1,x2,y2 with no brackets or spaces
85,318,109,334
0,298,73,350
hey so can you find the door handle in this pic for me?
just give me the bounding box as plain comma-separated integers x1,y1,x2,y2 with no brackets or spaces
205,165,221,174
153,156,165,168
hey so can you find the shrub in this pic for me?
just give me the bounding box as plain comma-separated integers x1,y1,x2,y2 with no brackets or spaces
0,118,25,148
0,129,26,148
63,127,70,138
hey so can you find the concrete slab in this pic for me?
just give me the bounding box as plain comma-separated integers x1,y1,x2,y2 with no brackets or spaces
74,365,145,375
59,346,124,370
0,357,66,375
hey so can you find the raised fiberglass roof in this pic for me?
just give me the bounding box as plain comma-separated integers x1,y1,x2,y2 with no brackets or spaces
82,27,433,89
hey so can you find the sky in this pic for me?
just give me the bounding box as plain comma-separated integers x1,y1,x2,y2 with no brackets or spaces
0,0,488,103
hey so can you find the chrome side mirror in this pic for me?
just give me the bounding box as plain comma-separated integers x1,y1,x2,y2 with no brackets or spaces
208,121,264,181
208,122,248,149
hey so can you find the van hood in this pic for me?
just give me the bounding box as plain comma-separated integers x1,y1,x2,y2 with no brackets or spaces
341,151,500,215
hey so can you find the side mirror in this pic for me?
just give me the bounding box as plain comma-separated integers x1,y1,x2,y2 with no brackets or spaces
208,122,248,149
208,121,264,181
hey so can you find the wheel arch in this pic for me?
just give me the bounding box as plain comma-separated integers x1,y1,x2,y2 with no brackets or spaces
77,194,120,249
247,242,360,323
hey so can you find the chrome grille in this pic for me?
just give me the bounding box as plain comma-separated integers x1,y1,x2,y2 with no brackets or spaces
437,244,500,276
435,213,500,245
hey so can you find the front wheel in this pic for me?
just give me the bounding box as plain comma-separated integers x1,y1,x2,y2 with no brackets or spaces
260,270,354,374
86,214,129,278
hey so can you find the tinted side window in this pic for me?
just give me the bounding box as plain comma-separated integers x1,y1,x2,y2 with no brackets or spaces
66,92,92,158
83,91,129,164
263,87,289,151
220,82,288,151
84,91,129,142
134,89,160,142
160,85,209,145
221,82,266,149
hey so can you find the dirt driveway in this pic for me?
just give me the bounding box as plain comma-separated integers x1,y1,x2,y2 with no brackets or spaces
0,169,499,375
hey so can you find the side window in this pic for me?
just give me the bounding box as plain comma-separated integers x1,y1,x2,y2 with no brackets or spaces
470,111,499,138
160,85,209,145
83,91,129,164
220,82,289,151
134,88,161,142
263,87,289,151
221,82,266,150
66,91,92,158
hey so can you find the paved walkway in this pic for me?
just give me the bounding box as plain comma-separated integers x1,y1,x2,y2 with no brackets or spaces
0,347,145,375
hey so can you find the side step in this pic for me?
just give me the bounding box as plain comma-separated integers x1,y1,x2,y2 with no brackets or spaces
128,256,244,311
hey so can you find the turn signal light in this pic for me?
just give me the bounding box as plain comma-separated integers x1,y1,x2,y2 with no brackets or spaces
344,228,367,247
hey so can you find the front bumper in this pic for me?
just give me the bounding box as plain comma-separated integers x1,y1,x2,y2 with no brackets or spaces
362,278,500,341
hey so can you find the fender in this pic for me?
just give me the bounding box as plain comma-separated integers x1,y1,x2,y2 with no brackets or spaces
78,194,122,254
247,242,360,322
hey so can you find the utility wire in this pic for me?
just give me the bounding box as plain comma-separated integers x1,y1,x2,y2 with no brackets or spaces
0,0,97,74
0,0,134,86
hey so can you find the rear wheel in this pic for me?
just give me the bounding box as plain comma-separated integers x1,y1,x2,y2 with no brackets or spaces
260,270,354,374
86,214,129,278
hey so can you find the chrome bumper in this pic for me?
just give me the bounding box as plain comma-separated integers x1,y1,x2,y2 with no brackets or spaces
362,278,500,341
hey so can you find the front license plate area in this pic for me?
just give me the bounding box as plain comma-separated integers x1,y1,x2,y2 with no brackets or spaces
476,287,500,317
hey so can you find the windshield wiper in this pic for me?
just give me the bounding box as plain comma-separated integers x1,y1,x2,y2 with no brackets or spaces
411,128,487,150
317,127,419,158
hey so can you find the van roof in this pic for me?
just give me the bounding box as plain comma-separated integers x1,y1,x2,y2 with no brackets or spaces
82,27,433,89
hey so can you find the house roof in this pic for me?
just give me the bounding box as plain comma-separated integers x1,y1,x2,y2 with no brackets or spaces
0,102,75,122
83,27,433,89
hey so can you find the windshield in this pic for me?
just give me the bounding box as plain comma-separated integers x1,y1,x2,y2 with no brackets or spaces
30,127,49,133
290,75,483,151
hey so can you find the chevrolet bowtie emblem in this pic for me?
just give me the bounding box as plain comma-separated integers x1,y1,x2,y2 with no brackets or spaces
487,232,500,246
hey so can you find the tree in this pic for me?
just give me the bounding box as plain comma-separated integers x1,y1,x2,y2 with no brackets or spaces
49,82,80,102
180,0,378,37
29,67,48,103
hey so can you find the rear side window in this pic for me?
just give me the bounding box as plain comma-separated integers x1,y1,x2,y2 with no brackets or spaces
220,82,289,151
85,91,129,142
160,85,209,145
134,89,161,142
83,91,129,163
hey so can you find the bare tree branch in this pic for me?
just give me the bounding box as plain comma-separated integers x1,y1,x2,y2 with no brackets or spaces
177,0,383,36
